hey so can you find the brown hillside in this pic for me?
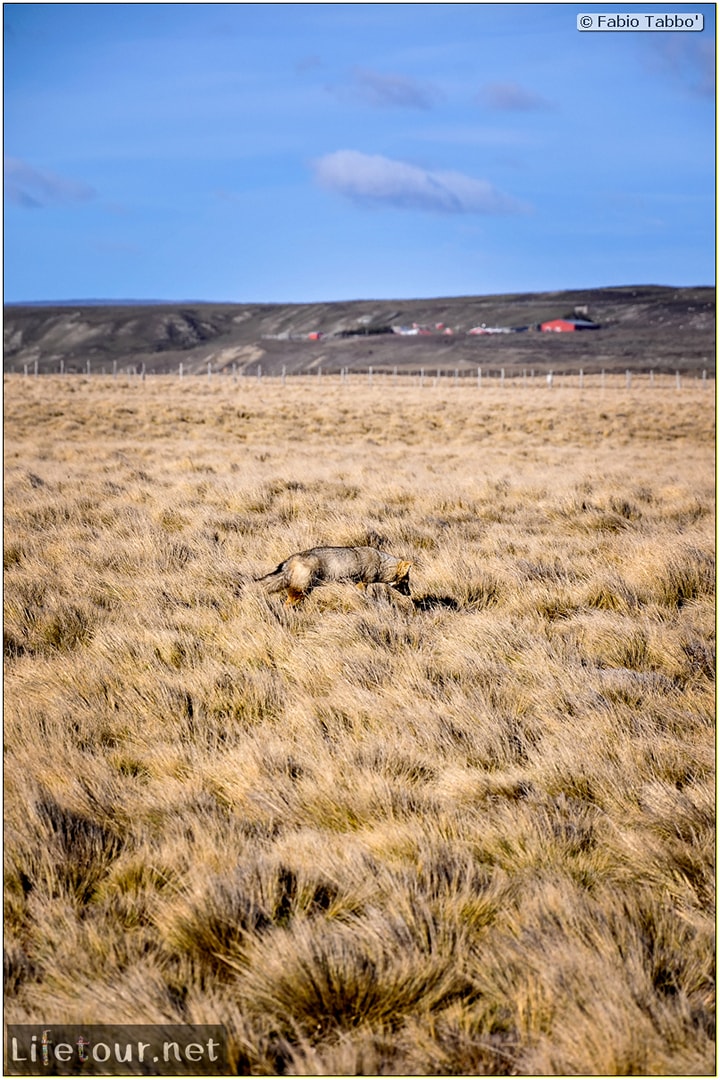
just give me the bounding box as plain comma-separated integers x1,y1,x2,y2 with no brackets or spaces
4,284,715,377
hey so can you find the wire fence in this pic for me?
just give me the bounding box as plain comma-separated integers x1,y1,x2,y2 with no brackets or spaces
7,361,713,392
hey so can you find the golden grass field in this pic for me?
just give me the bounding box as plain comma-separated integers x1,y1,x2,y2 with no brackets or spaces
4,373,715,1075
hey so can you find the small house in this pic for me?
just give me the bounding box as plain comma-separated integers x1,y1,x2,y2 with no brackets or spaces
541,319,576,332
540,318,600,332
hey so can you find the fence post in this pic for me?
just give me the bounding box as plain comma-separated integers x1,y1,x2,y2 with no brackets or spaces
454,368,459,386
600,369,605,392
179,362,183,379
500,367,505,388
207,361,212,381
625,369,631,389
368,366,373,386
579,369,584,389
420,367,425,387
702,368,707,389
477,366,481,388
113,360,117,379
649,369,655,388
141,363,146,382
281,364,286,386
547,371,553,389
23,363,28,377
675,370,681,391
34,359,39,378
60,359,64,376
393,365,397,385
257,364,262,381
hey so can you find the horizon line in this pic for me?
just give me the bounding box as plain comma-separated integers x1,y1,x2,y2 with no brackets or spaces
3,283,712,308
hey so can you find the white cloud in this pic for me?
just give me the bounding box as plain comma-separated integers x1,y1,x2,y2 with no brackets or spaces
326,67,441,110
350,68,441,109
312,150,529,215
4,157,96,209
647,38,715,99
477,81,553,111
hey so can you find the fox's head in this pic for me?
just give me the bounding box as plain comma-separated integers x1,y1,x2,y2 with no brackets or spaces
393,560,412,596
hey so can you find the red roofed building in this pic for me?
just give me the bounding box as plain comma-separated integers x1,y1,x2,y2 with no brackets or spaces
541,319,576,332
540,317,601,332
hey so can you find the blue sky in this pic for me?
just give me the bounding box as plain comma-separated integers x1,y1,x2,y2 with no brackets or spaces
4,2,716,302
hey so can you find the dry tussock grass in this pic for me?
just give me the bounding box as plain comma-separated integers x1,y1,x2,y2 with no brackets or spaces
4,375,715,1075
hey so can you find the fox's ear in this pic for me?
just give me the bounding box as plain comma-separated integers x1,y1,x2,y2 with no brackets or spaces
397,560,412,577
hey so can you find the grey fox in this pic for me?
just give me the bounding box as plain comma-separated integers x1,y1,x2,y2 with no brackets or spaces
256,545,412,605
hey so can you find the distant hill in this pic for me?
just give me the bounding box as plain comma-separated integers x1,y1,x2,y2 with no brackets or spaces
4,285,714,376
7,298,222,307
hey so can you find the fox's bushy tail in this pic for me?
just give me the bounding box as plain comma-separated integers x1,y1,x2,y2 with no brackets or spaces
254,562,288,591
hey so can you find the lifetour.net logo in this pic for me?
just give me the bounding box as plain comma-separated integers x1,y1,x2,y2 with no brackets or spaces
5,1026,229,1076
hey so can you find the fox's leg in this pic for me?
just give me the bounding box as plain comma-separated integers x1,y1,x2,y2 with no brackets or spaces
285,587,305,606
